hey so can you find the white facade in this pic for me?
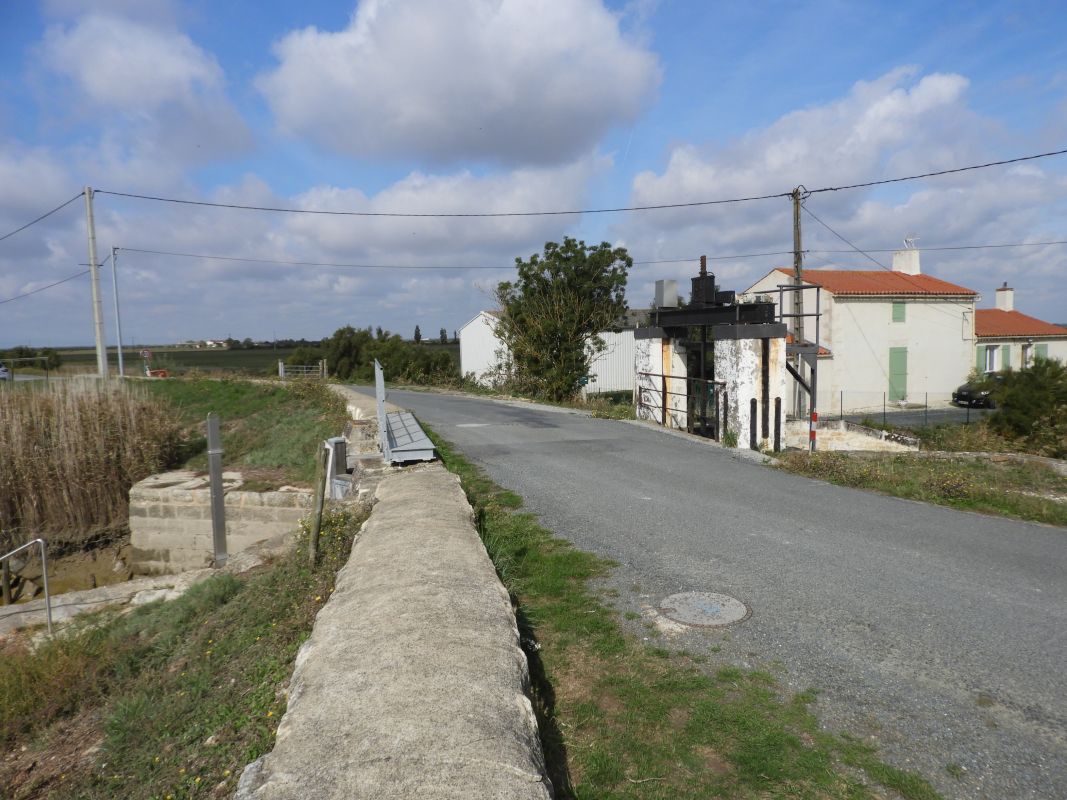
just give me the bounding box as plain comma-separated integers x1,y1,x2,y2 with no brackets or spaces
459,311,637,393
743,270,976,414
974,287,1067,372
458,311,505,384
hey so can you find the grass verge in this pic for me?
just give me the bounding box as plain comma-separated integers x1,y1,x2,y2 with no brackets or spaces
0,504,365,800
776,450,1067,527
428,429,942,799
146,378,349,486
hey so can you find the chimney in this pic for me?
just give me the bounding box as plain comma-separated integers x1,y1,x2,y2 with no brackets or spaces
891,248,921,275
995,281,1014,312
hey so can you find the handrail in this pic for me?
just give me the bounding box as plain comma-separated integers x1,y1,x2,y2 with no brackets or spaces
1,538,52,636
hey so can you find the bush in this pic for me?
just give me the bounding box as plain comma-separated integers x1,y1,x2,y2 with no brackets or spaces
324,325,458,385
988,360,1067,457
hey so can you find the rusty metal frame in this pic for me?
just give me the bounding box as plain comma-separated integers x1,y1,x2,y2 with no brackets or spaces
636,371,724,440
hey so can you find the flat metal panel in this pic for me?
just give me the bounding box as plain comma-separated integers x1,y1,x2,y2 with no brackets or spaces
588,330,636,392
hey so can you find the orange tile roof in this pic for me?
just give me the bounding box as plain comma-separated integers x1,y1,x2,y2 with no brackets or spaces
975,309,1067,338
773,268,976,296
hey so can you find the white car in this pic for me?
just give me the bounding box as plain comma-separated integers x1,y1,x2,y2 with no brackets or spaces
0,362,10,380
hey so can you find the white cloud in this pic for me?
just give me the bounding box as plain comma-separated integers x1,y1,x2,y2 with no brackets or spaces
619,68,1067,323
36,12,251,170
41,14,222,111
258,0,660,165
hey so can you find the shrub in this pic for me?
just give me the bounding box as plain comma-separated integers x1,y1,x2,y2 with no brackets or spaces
988,360,1067,457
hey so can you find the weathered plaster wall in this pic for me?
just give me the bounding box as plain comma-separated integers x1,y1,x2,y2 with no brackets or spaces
714,337,788,450
130,471,311,575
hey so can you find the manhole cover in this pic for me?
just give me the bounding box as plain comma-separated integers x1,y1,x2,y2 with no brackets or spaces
659,592,751,628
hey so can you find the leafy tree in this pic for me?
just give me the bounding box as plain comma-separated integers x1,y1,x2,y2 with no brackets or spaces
494,237,631,401
414,325,422,344
988,359,1067,457
439,327,448,344
285,345,325,367
375,326,384,341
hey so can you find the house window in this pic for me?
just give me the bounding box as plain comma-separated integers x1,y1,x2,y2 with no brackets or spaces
892,302,906,323
985,346,997,373
1035,343,1049,361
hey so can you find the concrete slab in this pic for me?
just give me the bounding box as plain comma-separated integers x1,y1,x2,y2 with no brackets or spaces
235,464,551,800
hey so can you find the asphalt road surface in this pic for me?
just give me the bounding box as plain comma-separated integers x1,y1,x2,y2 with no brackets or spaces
370,389,1066,799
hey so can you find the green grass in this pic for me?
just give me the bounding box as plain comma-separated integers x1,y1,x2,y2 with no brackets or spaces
777,450,1067,527
429,429,942,799
146,378,349,486
0,505,365,800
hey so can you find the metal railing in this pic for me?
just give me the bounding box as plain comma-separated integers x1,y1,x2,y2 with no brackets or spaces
1,538,52,636
278,360,327,379
636,371,724,440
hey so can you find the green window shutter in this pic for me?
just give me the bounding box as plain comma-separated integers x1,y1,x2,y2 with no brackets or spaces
888,347,908,402
892,302,905,322
1001,344,1011,369
1035,343,1048,361
975,345,986,371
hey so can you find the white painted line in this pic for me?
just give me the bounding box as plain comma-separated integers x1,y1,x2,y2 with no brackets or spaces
456,423,490,428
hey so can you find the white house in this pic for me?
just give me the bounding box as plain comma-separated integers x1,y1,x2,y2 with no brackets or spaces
742,249,978,414
458,310,637,393
975,283,1067,371
458,310,504,384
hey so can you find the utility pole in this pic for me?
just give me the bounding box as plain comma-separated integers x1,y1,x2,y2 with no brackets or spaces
111,246,125,377
83,187,107,378
791,187,806,417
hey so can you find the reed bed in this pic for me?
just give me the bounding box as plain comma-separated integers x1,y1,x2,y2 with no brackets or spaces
0,379,181,551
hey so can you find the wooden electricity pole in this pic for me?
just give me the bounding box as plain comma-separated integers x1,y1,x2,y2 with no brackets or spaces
791,187,806,417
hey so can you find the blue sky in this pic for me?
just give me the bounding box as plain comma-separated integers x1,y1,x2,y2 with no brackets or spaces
2,0,1066,348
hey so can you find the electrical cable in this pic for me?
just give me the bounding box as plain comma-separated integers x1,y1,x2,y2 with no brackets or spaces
97,189,792,218
94,147,1067,219
0,269,89,305
806,148,1067,195
0,194,83,243
117,246,797,270
811,239,1067,255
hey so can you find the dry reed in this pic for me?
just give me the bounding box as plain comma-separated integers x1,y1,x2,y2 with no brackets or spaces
0,379,181,551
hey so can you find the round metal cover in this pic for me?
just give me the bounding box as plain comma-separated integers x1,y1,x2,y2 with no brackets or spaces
659,592,751,628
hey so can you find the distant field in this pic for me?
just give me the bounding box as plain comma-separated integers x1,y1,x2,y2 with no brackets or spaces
56,347,299,375
53,342,459,375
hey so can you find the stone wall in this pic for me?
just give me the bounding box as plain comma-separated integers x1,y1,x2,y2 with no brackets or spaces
130,471,311,575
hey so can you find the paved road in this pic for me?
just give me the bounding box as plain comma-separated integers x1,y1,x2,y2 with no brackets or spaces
370,389,1067,799
842,406,992,429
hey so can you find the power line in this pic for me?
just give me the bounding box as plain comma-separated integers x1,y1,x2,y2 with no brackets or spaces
0,194,83,243
811,239,1067,255
94,147,1067,219
98,188,792,218
117,246,796,270
0,269,89,305
119,247,506,270
807,148,1067,195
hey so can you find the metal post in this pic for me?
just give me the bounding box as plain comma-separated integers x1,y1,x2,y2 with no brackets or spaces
749,398,758,450
792,187,806,418
924,392,929,427
206,413,228,567
39,540,52,637
883,392,887,428
774,397,782,452
722,391,729,443
309,443,329,565
1,558,10,605
111,246,125,377
661,372,667,427
83,187,107,379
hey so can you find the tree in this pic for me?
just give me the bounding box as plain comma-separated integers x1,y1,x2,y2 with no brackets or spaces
494,237,631,401
414,325,422,344
988,359,1067,457
439,327,448,344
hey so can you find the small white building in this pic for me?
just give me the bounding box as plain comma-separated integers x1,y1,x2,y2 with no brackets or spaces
742,250,978,414
975,283,1067,371
458,310,637,393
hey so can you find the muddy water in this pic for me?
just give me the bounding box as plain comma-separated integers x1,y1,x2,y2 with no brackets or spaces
3,540,133,604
